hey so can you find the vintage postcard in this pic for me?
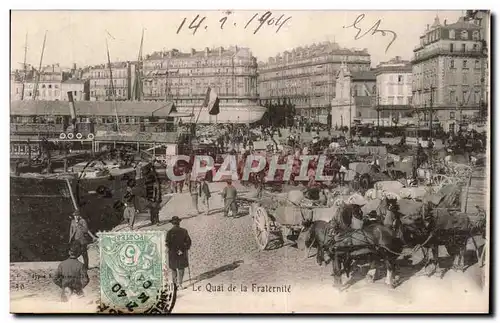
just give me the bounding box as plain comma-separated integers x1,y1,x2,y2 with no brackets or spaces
10,9,490,313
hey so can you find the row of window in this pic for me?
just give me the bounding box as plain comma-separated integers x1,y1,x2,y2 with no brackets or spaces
449,90,482,104
449,29,481,41
91,79,128,87
85,70,128,79
422,29,480,46
449,43,480,53
144,66,254,75
144,58,253,69
259,64,368,81
265,54,371,66
449,59,482,69
19,90,81,98
384,96,412,105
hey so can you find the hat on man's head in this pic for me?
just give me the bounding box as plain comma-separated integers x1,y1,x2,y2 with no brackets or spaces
69,242,82,258
169,216,181,225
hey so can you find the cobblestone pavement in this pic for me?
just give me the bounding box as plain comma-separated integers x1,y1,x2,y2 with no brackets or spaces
10,180,488,313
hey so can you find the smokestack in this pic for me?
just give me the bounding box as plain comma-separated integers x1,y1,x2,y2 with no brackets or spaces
67,91,77,128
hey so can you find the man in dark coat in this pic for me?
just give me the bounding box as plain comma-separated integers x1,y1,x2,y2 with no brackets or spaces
69,210,97,269
166,216,192,289
123,179,139,230
221,180,237,217
53,242,90,302
200,179,211,215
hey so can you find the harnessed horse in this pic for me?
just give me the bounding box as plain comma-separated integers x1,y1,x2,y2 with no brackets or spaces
302,199,403,288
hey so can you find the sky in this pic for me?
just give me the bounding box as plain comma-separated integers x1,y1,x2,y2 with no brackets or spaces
10,10,464,70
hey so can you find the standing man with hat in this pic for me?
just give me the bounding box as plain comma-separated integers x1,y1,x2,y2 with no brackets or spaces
123,179,139,230
53,242,90,302
69,210,97,269
221,180,238,217
166,216,192,290
199,178,211,215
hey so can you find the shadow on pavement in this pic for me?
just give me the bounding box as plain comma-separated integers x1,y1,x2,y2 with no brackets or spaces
186,260,244,287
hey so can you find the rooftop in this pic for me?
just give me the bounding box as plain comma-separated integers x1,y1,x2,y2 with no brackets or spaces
145,46,253,60
443,16,482,30
85,61,133,70
352,70,376,81
259,41,370,66
62,79,87,84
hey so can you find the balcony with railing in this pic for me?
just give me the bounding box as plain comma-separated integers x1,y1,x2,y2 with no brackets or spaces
412,48,486,63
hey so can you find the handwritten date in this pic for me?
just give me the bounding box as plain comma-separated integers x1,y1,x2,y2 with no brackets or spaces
176,11,291,35
343,14,397,53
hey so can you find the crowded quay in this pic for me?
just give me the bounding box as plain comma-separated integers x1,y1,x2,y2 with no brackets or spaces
10,117,488,312
9,9,490,313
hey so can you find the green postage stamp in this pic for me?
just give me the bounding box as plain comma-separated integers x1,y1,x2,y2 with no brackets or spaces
98,231,176,314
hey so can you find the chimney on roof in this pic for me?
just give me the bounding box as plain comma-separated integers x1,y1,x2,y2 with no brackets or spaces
204,47,209,57
219,46,223,56
426,24,430,31
191,48,196,56
444,19,447,26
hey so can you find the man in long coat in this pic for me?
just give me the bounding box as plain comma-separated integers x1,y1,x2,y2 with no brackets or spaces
166,216,192,289
221,180,237,217
53,242,90,302
69,210,97,269
123,179,139,230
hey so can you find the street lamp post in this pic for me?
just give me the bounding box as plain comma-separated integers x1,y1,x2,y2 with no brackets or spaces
349,86,353,141
428,85,435,141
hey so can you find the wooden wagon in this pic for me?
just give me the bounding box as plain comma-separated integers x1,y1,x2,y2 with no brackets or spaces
248,191,335,251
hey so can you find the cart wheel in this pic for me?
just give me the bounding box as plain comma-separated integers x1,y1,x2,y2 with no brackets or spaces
431,174,453,188
480,244,487,268
252,206,271,251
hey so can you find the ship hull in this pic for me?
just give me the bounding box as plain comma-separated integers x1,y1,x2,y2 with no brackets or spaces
10,170,147,262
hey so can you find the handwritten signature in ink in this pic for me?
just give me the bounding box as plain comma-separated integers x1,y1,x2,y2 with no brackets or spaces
343,14,397,53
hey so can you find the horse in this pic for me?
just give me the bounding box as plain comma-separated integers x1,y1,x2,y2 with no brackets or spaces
406,204,485,276
325,223,404,288
380,195,486,276
301,199,359,264
302,200,402,288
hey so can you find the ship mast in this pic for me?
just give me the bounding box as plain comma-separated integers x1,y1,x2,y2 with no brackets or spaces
133,28,144,101
105,37,120,133
32,31,47,101
20,32,28,100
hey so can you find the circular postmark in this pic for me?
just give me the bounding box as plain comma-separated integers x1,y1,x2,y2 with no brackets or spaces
97,282,177,314
98,232,176,314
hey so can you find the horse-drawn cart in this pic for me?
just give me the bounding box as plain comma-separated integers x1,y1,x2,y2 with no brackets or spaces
248,191,333,251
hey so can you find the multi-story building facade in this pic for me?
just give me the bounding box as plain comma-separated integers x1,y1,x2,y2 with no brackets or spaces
141,46,263,124
374,56,413,126
465,10,490,120
15,64,66,101
258,41,371,120
10,72,24,101
82,62,136,101
60,79,90,101
411,16,488,134
330,62,377,128
11,64,90,102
